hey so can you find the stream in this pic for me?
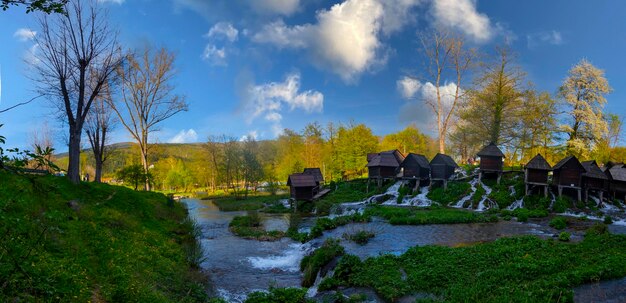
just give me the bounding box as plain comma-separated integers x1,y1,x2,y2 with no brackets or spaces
184,197,565,302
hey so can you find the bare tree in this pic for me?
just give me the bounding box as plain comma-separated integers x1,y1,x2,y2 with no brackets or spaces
33,0,121,183
419,29,476,154
85,82,116,183
110,46,188,191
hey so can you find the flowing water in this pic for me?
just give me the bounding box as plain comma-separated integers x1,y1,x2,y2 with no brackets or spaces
184,197,562,302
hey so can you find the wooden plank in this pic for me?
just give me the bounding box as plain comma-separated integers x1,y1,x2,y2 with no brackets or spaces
312,188,331,200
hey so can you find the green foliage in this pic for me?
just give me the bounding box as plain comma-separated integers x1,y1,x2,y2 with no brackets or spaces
209,194,289,212
586,223,609,236
549,217,568,230
523,195,552,210
365,205,493,225
487,175,524,209
329,234,626,302
228,213,285,241
397,184,412,204
604,216,614,224
470,183,486,208
291,213,371,243
300,239,345,287
1,0,67,14
116,164,150,190
559,232,571,242
245,287,312,303
0,171,208,302
426,181,471,205
343,230,375,245
552,196,572,213
316,179,392,215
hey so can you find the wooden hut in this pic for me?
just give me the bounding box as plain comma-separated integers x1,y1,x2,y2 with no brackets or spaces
477,142,505,184
524,154,551,197
287,173,319,201
581,161,608,202
605,166,626,200
303,168,324,184
429,153,458,190
399,153,431,190
552,156,585,201
367,150,405,188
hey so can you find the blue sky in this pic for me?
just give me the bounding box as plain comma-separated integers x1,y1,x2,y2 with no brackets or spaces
1,0,626,151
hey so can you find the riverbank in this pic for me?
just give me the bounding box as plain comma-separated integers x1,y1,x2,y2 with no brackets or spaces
0,171,210,302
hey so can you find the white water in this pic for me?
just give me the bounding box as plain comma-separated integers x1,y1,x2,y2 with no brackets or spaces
507,186,524,210
248,243,311,272
475,181,493,212
454,179,478,208
381,186,433,207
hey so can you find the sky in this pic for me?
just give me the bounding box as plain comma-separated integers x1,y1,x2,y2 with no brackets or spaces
1,0,626,152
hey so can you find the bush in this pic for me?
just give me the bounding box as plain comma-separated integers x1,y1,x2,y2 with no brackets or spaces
552,196,571,213
604,216,614,224
343,230,375,245
300,239,345,287
558,231,571,242
427,181,471,205
549,217,567,230
516,212,529,222
245,287,312,303
586,223,609,236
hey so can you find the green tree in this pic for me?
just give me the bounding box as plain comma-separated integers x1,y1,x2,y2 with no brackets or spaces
380,124,436,157
559,59,611,158
2,0,67,13
117,164,150,191
336,123,379,178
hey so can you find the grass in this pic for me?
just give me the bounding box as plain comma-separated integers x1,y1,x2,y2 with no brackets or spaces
316,179,393,215
207,193,289,212
288,213,371,243
228,212,285,241
343,230,376,245
328,228,626,302
0,170,208,302
549,216,568,230
245,287,312,303
300,239,345,287
484,175,525,209
364,205,498,225
426,181,471,205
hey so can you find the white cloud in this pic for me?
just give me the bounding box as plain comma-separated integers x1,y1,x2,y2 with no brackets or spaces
202,44,227,66
239,130,259,141
243,73,323,137
169,129,198,143
527,30,563,49
397,76,422,99
206,22,239,42
253,0,423,82
249,0,300,16
13,28,36,42
397,78,462,132
430,0,493,43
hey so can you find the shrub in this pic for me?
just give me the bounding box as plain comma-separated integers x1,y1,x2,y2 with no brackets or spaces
586,223,609,236
604,216,614,224
427,181,471,205
558,231,571,242
516,212,529,222
552,197,571,213
300,239,345,287
343,230,375,245
549,217,567,230
245,287,312,303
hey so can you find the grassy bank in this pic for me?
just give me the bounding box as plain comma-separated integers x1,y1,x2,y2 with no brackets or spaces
316,179,393,215
207,193,289,212
324,226,626,302
0,171,208,302
426,181,471,205
228,212,285,241
365,205,498,225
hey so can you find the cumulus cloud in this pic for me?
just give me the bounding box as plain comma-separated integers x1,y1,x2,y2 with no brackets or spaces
249,0,300,16
527,30,563,49
397,78,462,131
253,0,423,82
13,28,36,41
206,22,239,42
169,129,198,143
430,0,493,43
243,73,323,137
397,76,422,99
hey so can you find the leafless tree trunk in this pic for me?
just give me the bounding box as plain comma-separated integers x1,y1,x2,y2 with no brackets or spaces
110,46,188,191
85,83,116,183
33,0,121,184
419,29,476,154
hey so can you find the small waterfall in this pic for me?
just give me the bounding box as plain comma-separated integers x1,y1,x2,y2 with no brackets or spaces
506,186,524,210
454,179,477,208
306,268,335,298
549,192,556,210
365,181,402,204
475,181,493,212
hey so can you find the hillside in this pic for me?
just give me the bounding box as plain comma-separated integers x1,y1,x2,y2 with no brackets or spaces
0,171,209,302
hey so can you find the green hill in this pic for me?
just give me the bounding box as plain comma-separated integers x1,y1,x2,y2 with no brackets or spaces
0,170,209,302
